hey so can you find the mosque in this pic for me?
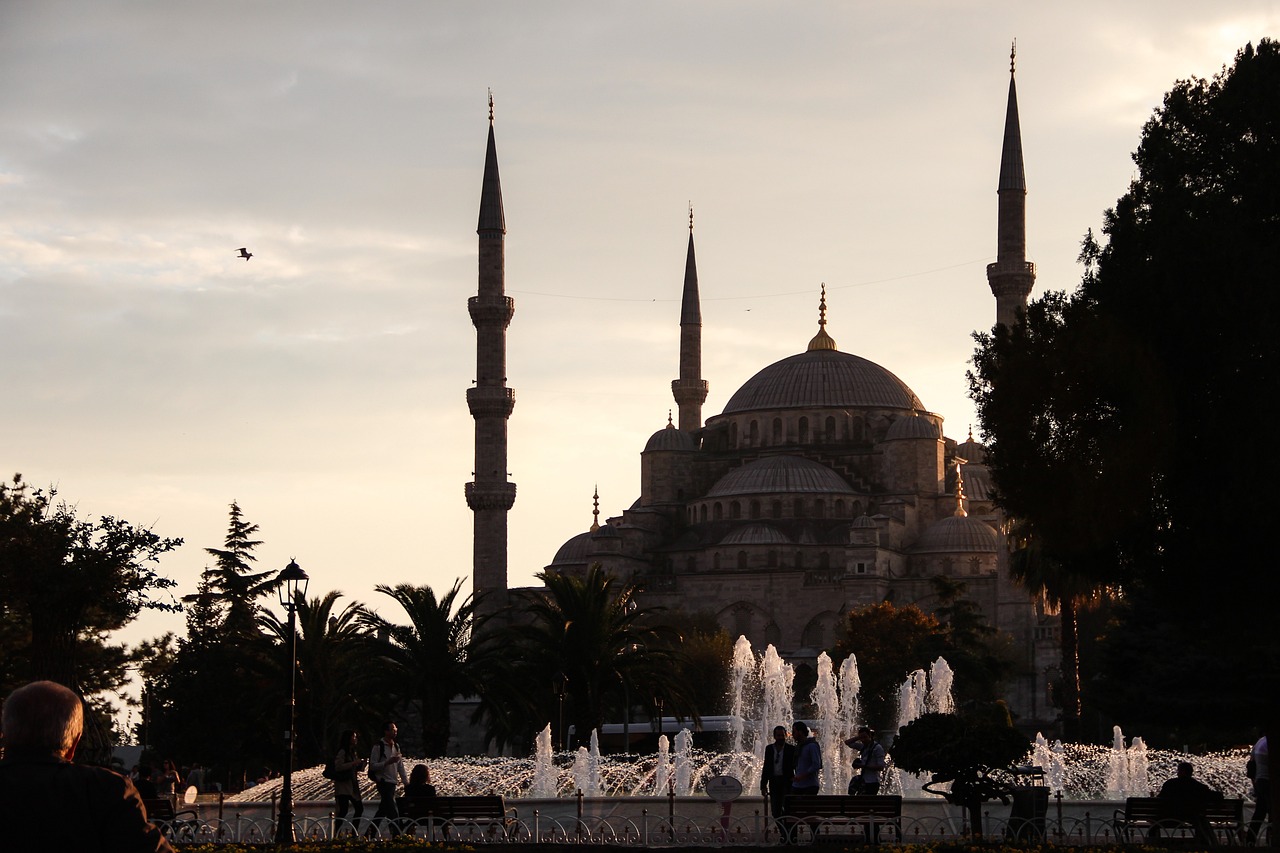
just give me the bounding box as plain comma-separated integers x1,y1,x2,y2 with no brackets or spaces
466,59,1058,727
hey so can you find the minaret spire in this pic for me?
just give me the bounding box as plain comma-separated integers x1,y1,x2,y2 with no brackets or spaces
467,94,516,617
671,205,708,432
986,42,1036,327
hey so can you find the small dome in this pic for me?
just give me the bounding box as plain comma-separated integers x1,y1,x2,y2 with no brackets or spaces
852,514,878,529
720,524,792,546
550,531,592,566
913,515,999,554
706,455,855,498
957,434,989,464
644,424,697,452
886,415,940,440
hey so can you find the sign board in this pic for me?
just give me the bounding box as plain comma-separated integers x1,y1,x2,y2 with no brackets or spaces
704,775,743,802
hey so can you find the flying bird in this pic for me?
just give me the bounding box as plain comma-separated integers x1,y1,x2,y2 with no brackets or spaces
236,247,253,261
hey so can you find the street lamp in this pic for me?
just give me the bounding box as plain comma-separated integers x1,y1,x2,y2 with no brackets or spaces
552,672,568,751
273,558,309,844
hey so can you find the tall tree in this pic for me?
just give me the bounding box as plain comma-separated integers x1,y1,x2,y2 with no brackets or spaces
0,475,181,762
969,40,1280,743
358,580,478,757
191,501,278,637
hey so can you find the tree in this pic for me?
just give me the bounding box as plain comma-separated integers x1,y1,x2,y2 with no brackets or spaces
969,40,1280,743
478,566,687,751
190,501,278,638
929,576,1019,708
891,704,1030,836
828,602,940,731
359,580,480,757
260,590,385,767
0,474,181,762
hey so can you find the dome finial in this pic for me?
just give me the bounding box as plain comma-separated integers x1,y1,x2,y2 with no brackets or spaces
1010,39,1016,75
688,202,694,234
591,485,600,532
806,283,838,351
953,459,968,517
667,409,674,428
488,88,494,123
968,424,974,441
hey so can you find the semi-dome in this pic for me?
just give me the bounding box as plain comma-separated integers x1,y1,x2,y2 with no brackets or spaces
720,349,923,415
706,455,854,497
885,414,940,440
913,515,999,554
550,531,592,565
644,424,697,452
720,524,792,546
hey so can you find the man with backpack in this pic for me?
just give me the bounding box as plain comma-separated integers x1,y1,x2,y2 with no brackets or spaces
369,721,409,828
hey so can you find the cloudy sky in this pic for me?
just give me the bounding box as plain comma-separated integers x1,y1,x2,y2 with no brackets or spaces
3,2,1276,662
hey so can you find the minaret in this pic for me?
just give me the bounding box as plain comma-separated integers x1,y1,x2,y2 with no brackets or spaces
466,92,516,616
986,42,1036,327
671,206,708,432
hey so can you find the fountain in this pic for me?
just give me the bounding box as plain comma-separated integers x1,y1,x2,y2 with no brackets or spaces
229,638,1252,806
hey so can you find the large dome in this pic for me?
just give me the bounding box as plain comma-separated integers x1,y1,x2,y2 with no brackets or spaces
913,515,999,554
721,349,923,415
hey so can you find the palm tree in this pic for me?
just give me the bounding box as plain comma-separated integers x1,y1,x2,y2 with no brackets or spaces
359,580,479,757
1006,519,1113,740
497,566,688,750
259,590,384,767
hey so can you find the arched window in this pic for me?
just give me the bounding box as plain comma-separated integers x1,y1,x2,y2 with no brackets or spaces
818,552,830,569
814,500,825,519
700,505,708,523
794,551,803,568
825,415,836,441
799,416,809,444
737,551,748,570
687,556,697,572
730,501,741,519
768,550,778,567
772,418,783,444
713,503,723,520
749,420,760,446
713,552,722,570
834,499,845,517
750,500,761,519
730,422,738,446
794,498,806,517
772,500,783,519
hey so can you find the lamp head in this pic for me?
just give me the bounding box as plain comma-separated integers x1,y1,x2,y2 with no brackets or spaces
277,559,309,608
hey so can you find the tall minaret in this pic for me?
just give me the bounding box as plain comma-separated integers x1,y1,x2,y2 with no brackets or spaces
466,92,516,616
671,206,708,432
986,42,1036,327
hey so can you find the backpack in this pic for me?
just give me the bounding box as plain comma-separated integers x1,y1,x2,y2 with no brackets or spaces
321,761,338,781
368,743,385,782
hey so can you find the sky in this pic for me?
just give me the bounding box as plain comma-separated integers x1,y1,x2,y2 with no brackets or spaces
3,2,1277,681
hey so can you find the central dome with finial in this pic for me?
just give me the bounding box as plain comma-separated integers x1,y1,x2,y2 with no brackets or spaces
720,287,924,415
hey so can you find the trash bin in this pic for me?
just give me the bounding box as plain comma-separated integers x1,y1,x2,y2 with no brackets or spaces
1007,786,1049,842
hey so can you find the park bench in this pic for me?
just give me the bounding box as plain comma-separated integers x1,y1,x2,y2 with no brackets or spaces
784,794,902,844
398,794,515,839
1113,796,1244,845
142,797,200,841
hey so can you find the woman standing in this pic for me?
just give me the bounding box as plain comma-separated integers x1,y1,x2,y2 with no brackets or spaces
333,730,368,830
156,759,181,804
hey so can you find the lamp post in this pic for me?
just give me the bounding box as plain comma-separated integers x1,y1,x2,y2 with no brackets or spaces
552,671,568,751
273,558,309,844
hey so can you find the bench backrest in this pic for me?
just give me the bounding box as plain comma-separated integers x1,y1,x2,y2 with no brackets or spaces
1124,796,1243,824
401,795,508,821
786,795,903,818
143,799,176,822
